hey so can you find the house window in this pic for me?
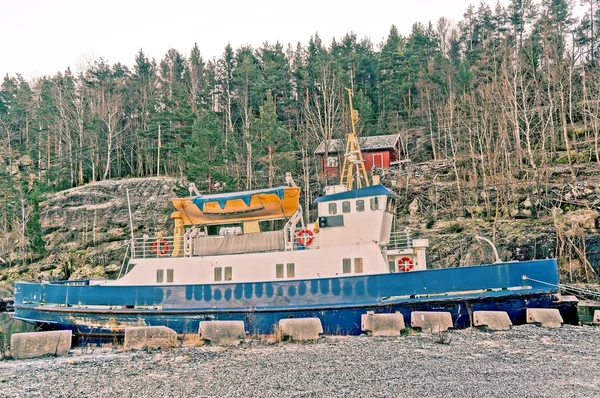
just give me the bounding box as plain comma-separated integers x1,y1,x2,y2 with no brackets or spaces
329,203,337,215
342,201,351,213
156,269,164,283
276,264,284,278
370,197,379,211
356,200,364,212
224,266,232,281
166,269,174,283
354,258,364,273
343,258,351,274
287,263,295,278
214,267,222,281
326,156,339,167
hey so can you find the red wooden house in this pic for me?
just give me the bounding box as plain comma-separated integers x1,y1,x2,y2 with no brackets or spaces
314,134,402,179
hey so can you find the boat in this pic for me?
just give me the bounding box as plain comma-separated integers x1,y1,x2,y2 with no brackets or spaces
13,90,578,339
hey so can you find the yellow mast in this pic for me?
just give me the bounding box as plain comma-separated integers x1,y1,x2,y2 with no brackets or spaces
340,88,370,189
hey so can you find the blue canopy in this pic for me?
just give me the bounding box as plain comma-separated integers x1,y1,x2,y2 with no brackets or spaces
192,186,287,210
314,184,395,203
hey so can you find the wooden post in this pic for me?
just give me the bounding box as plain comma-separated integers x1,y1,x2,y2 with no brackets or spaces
157,125,161,177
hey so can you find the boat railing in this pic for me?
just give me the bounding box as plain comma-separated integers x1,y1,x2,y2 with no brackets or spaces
387,229,412,250
131,236,184,259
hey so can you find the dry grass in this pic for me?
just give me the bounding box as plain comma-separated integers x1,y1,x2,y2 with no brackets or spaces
180,334,205,347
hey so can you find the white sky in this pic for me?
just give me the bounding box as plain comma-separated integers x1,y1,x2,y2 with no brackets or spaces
0,0,511,79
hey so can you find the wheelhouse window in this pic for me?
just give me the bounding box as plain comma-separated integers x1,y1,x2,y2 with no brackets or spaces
342,258,351,274
224,266,232,281
386,197,395,214
370,197,379,211
329,203,337,215
156,269,164,283
356,200,365,212
214,267,222,281
342,201,351,213
354,258,364,273
287,263,295,278
166,269,174,283
276,264,284,278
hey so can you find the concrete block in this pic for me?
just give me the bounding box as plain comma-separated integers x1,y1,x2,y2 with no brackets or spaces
361,313,406,336
473,311,512,330
526,308,563,328
10,330,72,359
592,310,600,325
411,311,453,333
278,318,323,341
124,326,177,350
199,321,245,345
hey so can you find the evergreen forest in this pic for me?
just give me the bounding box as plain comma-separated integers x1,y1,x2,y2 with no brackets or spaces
2,0,600,269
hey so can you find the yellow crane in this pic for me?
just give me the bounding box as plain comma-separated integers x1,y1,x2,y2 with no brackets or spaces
340,88,370,189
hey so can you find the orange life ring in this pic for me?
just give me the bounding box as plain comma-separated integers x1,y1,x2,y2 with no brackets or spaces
296,228,314,246
152,239,169,255
398,256,414,272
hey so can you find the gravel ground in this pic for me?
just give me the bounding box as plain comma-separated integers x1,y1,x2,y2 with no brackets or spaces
1,325,599,398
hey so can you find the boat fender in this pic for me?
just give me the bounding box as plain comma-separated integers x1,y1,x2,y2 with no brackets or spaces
398,256,414,272
152,238,170,255
296,229,314,246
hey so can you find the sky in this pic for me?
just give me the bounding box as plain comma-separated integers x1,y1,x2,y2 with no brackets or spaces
0,0,511,79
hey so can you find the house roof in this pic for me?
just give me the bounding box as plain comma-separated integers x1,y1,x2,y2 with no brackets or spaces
314,134,400,155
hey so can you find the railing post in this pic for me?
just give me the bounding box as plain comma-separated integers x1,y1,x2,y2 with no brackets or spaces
130,238,135,258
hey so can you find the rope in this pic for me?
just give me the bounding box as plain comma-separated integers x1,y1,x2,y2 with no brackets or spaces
523,276,600,300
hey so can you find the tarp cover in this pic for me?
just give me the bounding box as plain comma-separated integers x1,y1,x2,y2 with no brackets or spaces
192,187,287,210
193,230,285,255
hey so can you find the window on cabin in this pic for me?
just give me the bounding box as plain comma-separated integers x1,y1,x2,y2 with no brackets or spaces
386,197,395,214
329,203,337,215
166,269,174,283
388,260,396,272
370,197,379,211
342,201,351,213
214,267,222,281
343,258,351,274
156,269,164,283
224,267,232,281
276,264,284,278
356,200,364,212
287,263,295,278
354,258,364,273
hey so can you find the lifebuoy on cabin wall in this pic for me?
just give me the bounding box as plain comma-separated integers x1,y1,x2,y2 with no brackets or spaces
152,238,170,255
296,228,314,246
397,256,414,272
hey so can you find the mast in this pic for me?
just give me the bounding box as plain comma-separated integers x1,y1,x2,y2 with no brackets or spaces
340,88,370,189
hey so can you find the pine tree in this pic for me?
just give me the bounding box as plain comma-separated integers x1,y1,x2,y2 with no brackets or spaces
24,185,45,259
184,111,225,192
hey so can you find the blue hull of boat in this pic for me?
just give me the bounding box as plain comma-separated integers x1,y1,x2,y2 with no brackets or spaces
13,259,577,339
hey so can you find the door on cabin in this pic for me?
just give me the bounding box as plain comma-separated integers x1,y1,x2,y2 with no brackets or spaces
372,153,384,169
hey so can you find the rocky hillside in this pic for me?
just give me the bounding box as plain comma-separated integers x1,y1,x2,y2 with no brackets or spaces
1,162,599,297
386,160,600,281
0,177,183,296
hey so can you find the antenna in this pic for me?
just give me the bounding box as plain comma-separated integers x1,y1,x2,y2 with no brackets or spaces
340,88,370,189
126,188,135,258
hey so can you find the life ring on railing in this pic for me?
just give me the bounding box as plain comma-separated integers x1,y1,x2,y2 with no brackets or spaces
152,239,169,255
398,256,414,272
296,229,314,246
